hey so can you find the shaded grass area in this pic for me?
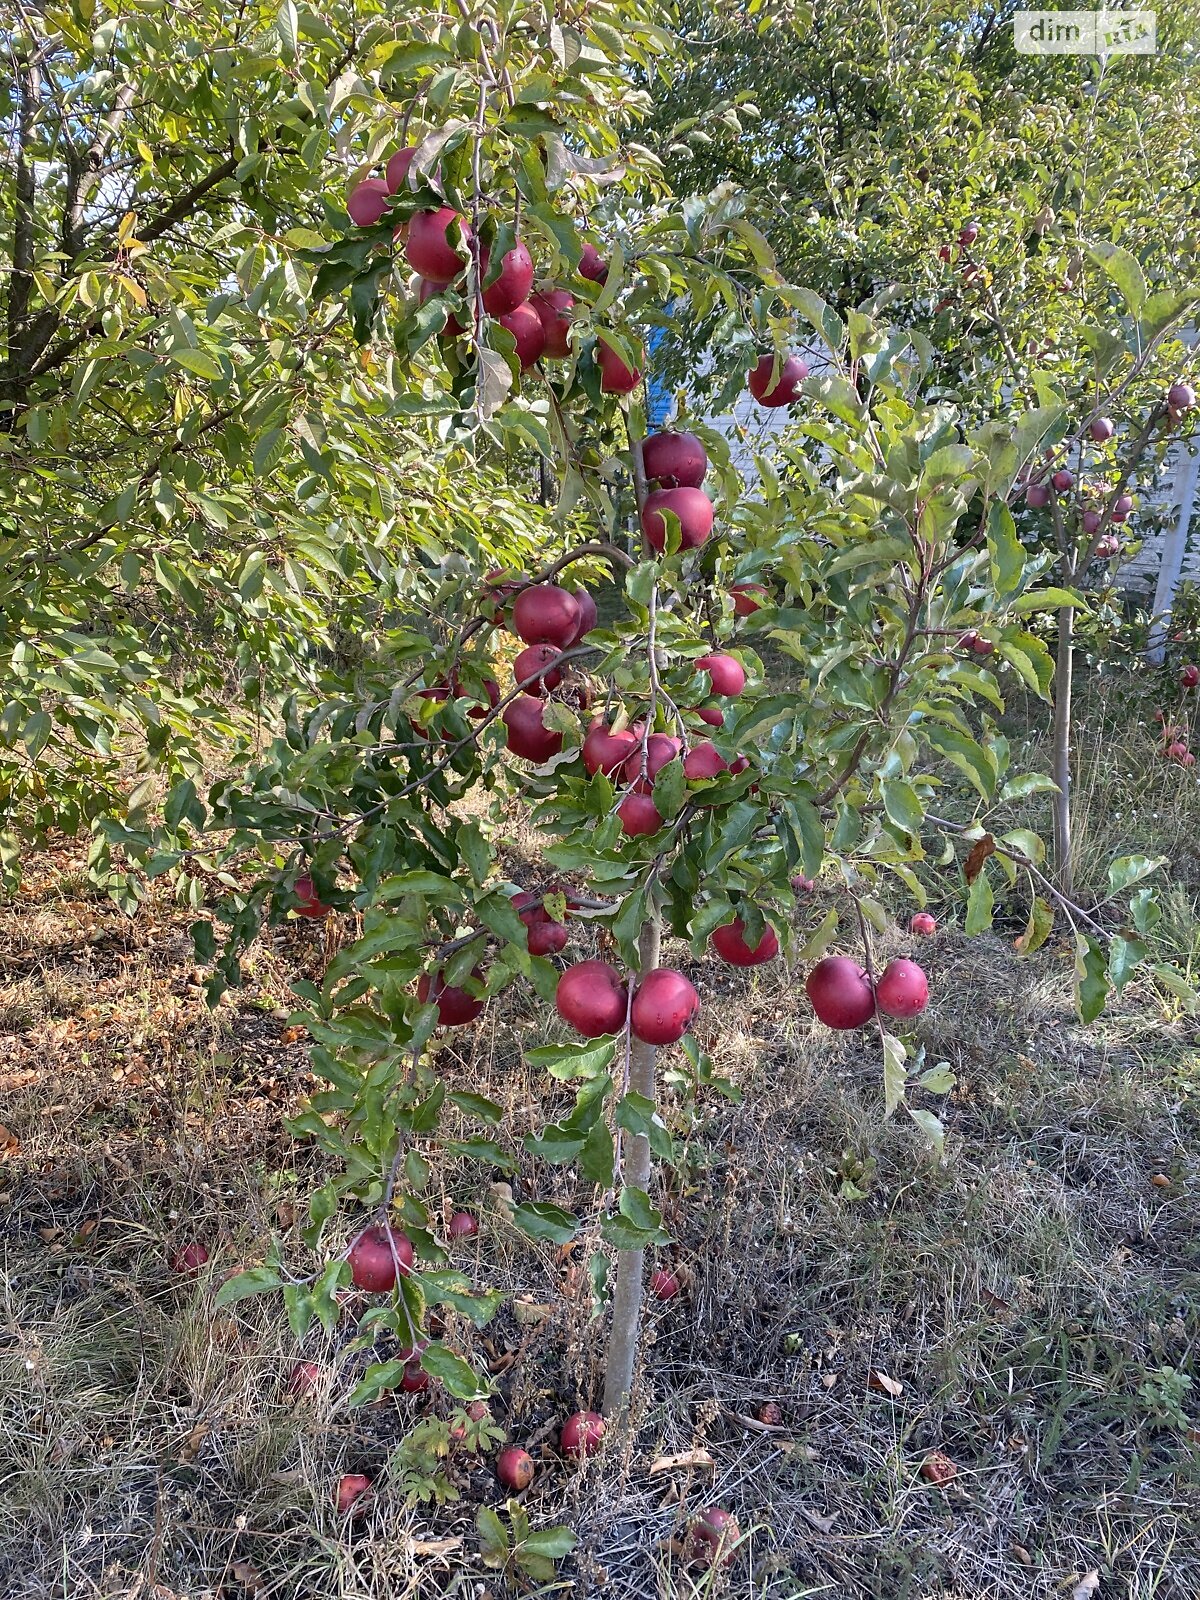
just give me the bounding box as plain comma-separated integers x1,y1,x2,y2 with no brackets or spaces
2,684,1200,1599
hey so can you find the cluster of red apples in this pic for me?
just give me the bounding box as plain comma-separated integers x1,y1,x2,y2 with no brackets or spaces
1158,669,1199,766
805,954,929,1030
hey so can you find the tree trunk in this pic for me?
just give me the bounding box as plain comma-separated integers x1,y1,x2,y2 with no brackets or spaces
601,914,660,1417
1051,603,1074,897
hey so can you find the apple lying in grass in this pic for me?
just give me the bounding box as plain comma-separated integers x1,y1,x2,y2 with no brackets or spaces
496,1445,535,1491
684,1506,741,1568
448,1210,479,1240
560,1410,606,1459
649,1266,681,1301
336,1473,372,1516
910,912,937,936
348,1224,414,1292
287,1360,323,1400
171,1241,210,1274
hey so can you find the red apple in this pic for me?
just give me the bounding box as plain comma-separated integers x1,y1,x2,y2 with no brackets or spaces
623,733,682,791
791,874,815,893
597,336,642,394
1181,664,1199,688
920,1450,958,1487
385,146,416,192
481,239,534,315
582,719,638,776
958,220,980,246
642,430,708,489
527,917,569,956
910,912,937,936
617,792,663,835
1082,509,1102,536
1095,534,1120,559
1088,416,1114,442
496,1445,535,1491
748,352,807,407
683,741,728,781
170,1241,210,1274
449,1398,490,1441
695,652,746,696
294,872,331,919
630,967,700,1045
1166,740,1192,762
503,696,564,762
498,301,546,370
286,1360,322,1399
694,704,724,729
560,1410,605,1459
555,960,627,1037
566,587,598,644
400,1361,430,1393
348,1224,414,1292
972,635,995,657
1026,483,1050,508
1051,468,1074,492
649,1266,681,1301
711,919,779,966
418,278,466,338
578,242,608,283
730,582,769,615
512,584,581,647
448,1210,478,1240
465,675,500,719
347,177,389,228
531,289,574,358
513,642,563,694
685,1506,741,1569
641,486,713,552
406,207,467,282
1169,382,1195,411
874,957,929,1019
1114,492,1134,516
418,967,486,1027
806,956,875,1030
336,1473,372,1516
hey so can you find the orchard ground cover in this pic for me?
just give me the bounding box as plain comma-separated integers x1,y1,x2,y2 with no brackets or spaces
1,674,1198,1600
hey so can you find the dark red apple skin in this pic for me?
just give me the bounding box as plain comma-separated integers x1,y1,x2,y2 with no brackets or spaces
385,146,416,192
1051,468,1074,492
400,1361,430,1393
874,958,929,1019
526,917,569,956
555,960,627,1037
560,1409,605,1459
405,207,467,281
502,697,564,762
511,584,581,647
695,653,746,696
622,733,682,792
730,582,768,615
418,967,486,1027
618,792,663,836
496,1445,535,1491
171,1241,210,1274
806,956,875,1030
531,289,574,358
683,741,728,781
649,1266,681,1301
336,1473,372,1516
641,486,714,552
685,1506,741,1568
597,338,642,394
1168,382,1195,411
286,1360,322,1399
630,967,701,1045
711,919,779,966
448,1210,478,1240
348,1224,415,1291
641,430,708,489
693,704,724,729
578,242,608,282
1026,483,1050,507
498,301,546,370
582,720,638,776
1181,665,1200,688
347,178,389,228
566,587,598,644
481,239,534,316
513,642,563,694
1088,416,1114,442
748,353,807,407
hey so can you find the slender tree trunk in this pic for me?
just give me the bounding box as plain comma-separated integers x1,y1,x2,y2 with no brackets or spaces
1051,604,1074,897
601,914,660,1417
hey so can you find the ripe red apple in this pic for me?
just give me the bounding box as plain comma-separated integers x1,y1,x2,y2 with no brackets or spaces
631,967,701,1045
512,584,581,647
347,177,389,228
566,587,598,644
791,874,815,893
958,220,980,246
294,872,331,919
728,755,752,778
530,289,574,358
910,912,937,936
418,967,486,1027
1181,664,1199,688
560,1410,605,1459
400,1361,430,1393
1026,483,1050,508
1114,492,1134,516
623,733,682,791
418,278,466,338
555,960,627,1037
385,146,416,192
920,1450,958,1487
582,719,638,776
406,207,467,282
695,652,746,696
684,1506,741,1568
527,917,569,956
1168,382,1195,411
513,642,563,694
806,956,875,1029
336,1473,372,1516
1051,468,1074,492
449,1398,490,1441
1095,534,1120,559
683,741,728,781
171,1241,210,1274
498,302,546,370
348,1224,414,1291
286,1360,322,1399
1082,509,1102,536
972,635,995,657
748,352,807,407
641,486,713,552
578,242,608,283
618,792,663,835
597,336,642,394
730,582,769,616
694,704,724,729
1166,740,1192,763
874,957,929,1019
481,239,534,316
465,675,500,719
756,1401,783,1426
448,1210,479,1240
503,696,564,762
711,919,779,966
1088,416,1114,442
642,430,708,489
649,1266,681,1301
496,1446,535,1492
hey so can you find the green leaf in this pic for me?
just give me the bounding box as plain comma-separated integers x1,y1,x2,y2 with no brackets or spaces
923,724,996,799
1088,241,1147,316
1130,886,1161,937
420,1342,488,1400
349,1358,408,1405
449,1091,503,1123
882,1033,907,1117
964,866,994,935
170,347,224,381
510,1202,578,1244
986,500,1024,597
521,1526,578,1559
457,821,491,886
213,1265,284,1306
1074,932,1109,1023
907,1106,945,1159
1106,854,1164,896
525,1039,615,1080
578,1119,615,1187
881,779,924,837
601,1186,670,1249
918,1062,956,1094
1015,895,1055,955
1108,934,1146,993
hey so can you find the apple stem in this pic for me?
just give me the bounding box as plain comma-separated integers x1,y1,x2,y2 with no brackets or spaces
601,914,660,1418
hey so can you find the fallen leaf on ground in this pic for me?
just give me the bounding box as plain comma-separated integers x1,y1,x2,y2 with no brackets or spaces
230,1559,262,1593
1071,1572,1100,1600
648,1449,715,1475
0,1123,19,1160
868,1370,903,1397
919,1450,957,1486
408,1535,463,1558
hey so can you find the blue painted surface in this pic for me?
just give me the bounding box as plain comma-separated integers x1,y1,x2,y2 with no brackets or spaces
645,322,671,429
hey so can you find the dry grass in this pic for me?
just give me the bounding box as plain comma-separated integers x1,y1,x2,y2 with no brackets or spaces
3,688,1200,1600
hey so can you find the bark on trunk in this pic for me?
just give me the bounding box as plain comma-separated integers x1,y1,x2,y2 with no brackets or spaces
1051,604,1074,897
